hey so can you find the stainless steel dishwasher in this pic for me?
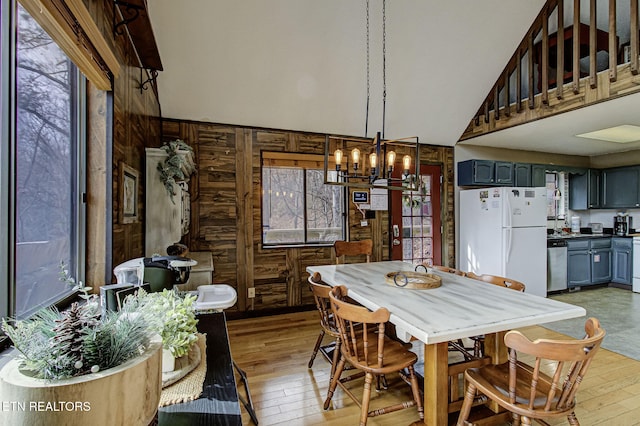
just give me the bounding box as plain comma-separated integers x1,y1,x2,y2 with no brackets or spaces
547,238,568,292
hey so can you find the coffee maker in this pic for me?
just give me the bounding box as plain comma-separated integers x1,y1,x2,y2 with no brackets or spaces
614,214,632,236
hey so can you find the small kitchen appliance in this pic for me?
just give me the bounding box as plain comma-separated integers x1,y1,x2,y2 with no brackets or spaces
588,222,603,234
614,214,632,236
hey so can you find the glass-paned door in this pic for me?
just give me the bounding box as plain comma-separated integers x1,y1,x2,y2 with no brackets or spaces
390,164,442,266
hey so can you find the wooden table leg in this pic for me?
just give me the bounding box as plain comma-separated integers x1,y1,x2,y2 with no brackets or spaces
483,331,508,364
422,341,449,426
482,331,508,413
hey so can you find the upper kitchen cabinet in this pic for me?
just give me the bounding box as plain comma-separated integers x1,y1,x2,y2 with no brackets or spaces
458,160,513,186
494,161,514,185
513,163,546,187
514,163,531,186
602,166,640,208
531,164,546,187
569,169,601,210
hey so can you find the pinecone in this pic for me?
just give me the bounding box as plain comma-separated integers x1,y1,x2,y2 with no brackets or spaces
50,302,100,374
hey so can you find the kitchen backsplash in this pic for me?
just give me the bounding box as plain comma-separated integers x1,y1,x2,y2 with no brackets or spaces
560,209,640,232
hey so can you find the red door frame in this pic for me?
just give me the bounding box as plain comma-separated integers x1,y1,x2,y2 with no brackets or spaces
390,164,442,265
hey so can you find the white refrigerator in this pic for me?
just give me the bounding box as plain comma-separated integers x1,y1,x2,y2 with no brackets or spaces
459,187,548,297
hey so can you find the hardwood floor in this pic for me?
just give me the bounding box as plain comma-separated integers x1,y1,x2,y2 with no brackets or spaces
228,310,640,425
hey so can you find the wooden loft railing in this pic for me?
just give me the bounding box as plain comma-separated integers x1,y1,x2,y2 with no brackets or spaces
460,0,640,141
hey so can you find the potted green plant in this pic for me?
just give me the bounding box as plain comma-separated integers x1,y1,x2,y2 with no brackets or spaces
132,289,199,372
157,139,196,203
0,266,162,426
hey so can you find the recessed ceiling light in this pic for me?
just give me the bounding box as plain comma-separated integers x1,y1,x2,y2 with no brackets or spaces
576,125,640,143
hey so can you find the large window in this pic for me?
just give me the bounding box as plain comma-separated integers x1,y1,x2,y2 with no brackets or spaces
2,2,86,319
262,153,345,246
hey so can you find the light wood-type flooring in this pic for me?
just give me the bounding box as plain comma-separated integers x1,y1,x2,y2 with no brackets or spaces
227,310,640,425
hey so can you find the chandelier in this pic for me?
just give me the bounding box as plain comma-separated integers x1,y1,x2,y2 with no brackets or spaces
323,133,421,191
323,0,422,192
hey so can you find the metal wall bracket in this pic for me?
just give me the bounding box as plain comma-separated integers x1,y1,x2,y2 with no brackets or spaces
139,68,158,93
113,0,144,37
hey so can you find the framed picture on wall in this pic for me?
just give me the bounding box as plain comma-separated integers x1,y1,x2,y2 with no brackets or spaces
119,162,139,224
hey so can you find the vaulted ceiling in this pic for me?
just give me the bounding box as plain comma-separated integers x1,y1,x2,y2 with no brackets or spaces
146,1,640,157
147,1,545,145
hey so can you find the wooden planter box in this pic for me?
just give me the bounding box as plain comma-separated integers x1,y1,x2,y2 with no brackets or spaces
0,337,162,426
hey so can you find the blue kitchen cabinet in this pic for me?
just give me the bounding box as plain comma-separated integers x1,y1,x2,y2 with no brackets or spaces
612,237,633,285
531,164,546,187
567,240,591,287
458,160,514,186
591,247,612,284
569,169,601,210
457,160,495,186
494,161,514,185
514,163,531,186
567,238,611,287
602,166,640,208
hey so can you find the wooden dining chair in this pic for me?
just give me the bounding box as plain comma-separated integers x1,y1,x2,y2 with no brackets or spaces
466,272,526,292
307,272,341,377
431,264,467,276
465,273,527,358
325,285,424,425
427,264,478,359
456,317,605,426
334,239,373,264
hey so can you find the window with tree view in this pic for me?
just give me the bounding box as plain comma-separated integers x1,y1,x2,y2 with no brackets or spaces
262,153,344,246
10,4,86,318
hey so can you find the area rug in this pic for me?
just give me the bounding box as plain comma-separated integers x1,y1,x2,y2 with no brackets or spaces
158,333,207,407
542,287,640,361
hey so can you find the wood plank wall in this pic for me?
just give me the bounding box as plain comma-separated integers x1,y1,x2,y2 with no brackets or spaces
83,0,162,282
162,119,455,314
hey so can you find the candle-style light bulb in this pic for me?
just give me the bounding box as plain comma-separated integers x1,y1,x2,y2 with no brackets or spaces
402,155,411,173
334,149,343,170
387,151,396,173
369,152,377,175
351,148,361,171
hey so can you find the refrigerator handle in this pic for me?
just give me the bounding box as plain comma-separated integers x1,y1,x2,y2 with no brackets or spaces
504,190,512,229
505,227,513,264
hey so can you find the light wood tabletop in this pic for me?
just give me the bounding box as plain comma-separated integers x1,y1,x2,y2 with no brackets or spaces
307,260,586,426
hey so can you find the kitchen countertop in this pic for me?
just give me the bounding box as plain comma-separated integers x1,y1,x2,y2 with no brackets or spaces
548,233,610,239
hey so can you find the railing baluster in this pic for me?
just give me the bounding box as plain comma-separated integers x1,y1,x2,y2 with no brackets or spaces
573,0,581,93
494,85,500,120
590,0,597,88
609,0,617,81
484,100,489,124
557,0,564,99
516,48,522,112
542,7,549,104
528,33,535,109
504,70,510,117
632,0,639,74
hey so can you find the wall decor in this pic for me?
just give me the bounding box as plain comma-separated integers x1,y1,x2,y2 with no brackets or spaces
119,162,139,224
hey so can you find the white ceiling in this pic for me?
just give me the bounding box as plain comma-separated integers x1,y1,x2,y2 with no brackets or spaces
146,1,640,157
459,92,640,156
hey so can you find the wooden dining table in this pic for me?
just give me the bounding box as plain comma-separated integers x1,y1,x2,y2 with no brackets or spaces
306,260,586,426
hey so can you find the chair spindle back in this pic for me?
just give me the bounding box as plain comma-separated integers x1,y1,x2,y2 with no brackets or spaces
504,317,605,413
329,285,389,368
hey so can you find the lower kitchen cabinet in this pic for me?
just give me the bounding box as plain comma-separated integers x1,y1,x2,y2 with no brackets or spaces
567,238,611,287
567,248,591,286
612,237,633,285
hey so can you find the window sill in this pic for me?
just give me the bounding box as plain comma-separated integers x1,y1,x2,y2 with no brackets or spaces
262,243,335,250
